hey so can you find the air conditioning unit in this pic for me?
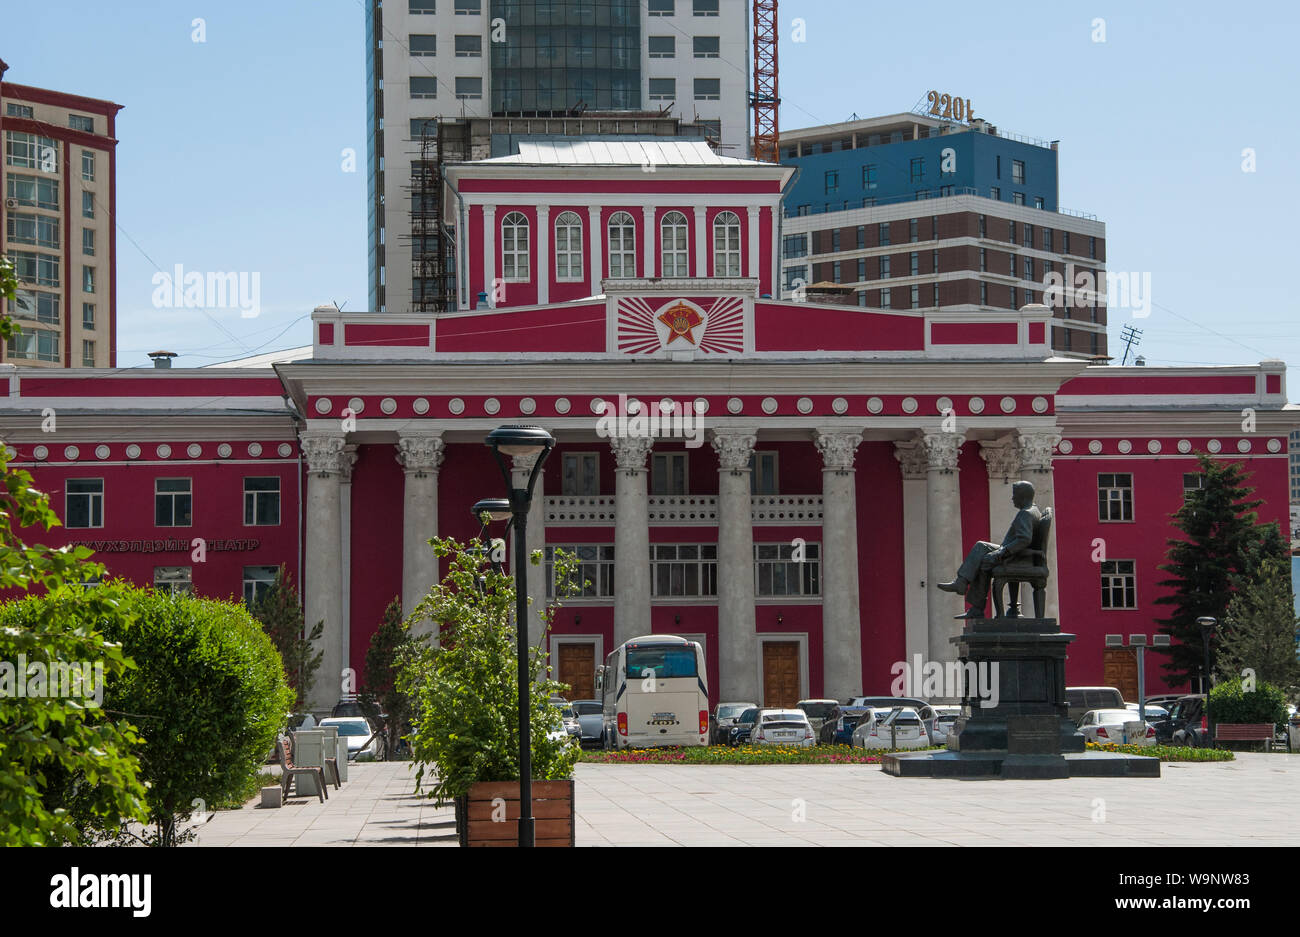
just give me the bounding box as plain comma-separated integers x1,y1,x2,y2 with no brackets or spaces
4,198,17,210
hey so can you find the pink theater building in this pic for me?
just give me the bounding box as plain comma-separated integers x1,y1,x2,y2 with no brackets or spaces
2,141,1294,713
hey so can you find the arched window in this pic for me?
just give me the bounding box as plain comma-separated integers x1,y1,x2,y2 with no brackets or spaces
501,211,529,281
713,211,742,277
607,211,636,278
554,211,583,281
660,211,689,277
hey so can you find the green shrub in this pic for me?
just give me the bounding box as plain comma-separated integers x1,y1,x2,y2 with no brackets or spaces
1208,676,1288,728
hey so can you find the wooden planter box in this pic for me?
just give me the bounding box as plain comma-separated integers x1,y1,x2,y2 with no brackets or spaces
455,780,575,847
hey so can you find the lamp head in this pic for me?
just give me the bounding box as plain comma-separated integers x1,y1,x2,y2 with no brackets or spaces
471,498,512,522
485,424,555,458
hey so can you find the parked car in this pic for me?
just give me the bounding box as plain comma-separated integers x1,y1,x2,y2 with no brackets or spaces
712,701,759,745
727,706,760,746
1065,686,1125,725
846,695,928,711
1164,694,1208,747
796,699,840,744
918,704,963,744
1125,702,1169,722
320,716,385,760
855,707,930,750
832,708,868,745
1077,709,1156,746
331,695,365,719
1142,694,1187,711
850,706,901,748
750,709,816,748
571,699,604,748
550,699,581,738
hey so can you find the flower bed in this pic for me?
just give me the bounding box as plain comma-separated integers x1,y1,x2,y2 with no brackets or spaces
1085,742,1234,762
580,744,943,765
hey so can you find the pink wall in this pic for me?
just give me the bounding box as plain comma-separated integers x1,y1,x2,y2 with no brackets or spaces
856,441,907,694
348,443,404,678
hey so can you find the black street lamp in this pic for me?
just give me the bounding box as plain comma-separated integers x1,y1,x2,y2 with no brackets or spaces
485,425,555,848
1196,616,1216,695
470,498,511,592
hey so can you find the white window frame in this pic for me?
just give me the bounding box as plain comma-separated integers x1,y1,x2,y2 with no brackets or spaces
154,566,193,595
659,211,689,278
650,544,718,597
651,451,688,495
561,451,600,496
155,477,193,527
607,211,636,278
712,210,741,277
243,476,281,527
66,478,104,528
501,211,530,282
545,544,615,598
1098,472,1134,523
554,211,584,282
749,451,778,495
243,565,279,605
1100,559,1136,609
754,542,821,596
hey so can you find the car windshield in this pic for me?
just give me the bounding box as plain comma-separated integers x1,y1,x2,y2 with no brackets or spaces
328,722,371,736
718,704,751,718
1095,710,1135,722
551,704,575,719
573,702,601,715
737,708,758,724
798,702,837,719
763,712,806,723
626,645,697,679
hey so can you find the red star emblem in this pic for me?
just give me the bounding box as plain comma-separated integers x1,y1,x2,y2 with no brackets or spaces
657,301,704,345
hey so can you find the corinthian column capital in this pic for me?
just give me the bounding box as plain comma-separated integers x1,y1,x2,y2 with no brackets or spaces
893,439,928,480
611,435,654,474
711,432,757,475
396,434,445,477
920,431,962,474
300,433,348,477
979,437,1021,480
815,431,863,475
1017,431,1062,473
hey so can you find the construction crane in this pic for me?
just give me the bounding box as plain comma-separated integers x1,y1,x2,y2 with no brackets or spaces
751,0,779,162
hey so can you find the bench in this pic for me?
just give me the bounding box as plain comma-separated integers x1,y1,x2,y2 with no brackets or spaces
1213,723,1275,751
278,737,329,803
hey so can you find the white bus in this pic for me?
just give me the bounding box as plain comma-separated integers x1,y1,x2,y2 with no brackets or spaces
598,635,709,749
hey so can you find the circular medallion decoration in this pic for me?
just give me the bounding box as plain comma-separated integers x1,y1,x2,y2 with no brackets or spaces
968,396,985,414
484,398,501,415
554,398,571,414
761,397,778,414
1207,439,1222,453
626,398,642,415
63,445,80,460
867,396,884,414
380,397,397,415
34,445,49,461
1147,440,1162,454
449,398,466,415
936,396,953,413
1236,439,1251,453
693,397,709,415
1000,396,1016,414
1267,438,1282,453
125,444,140,460
589,398,606,415
412,397,430,415
1117,439,1132,454
278,443,293,458
659,397,676,414
2,446,13,461
247,443,263,457
727,397,743,414
217,443,232,458
1058,440,1073,454
1088,440,1103,454
155,444,171,459
1032,396,1049,414
95,445,110,460
314,398,332,415
796,397,814,414
187,443,202,458
901,396,919,414
519,397,536,415
1177,439,1192,454
832,397,848,414
347,397,364,414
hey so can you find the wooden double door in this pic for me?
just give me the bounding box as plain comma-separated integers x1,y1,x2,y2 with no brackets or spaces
762,641,800,708
556,643,595,700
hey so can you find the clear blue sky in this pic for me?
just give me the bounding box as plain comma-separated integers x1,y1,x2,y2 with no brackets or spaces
6,0,1298,375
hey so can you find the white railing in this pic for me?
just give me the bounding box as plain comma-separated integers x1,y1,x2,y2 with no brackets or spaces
544,495,825,526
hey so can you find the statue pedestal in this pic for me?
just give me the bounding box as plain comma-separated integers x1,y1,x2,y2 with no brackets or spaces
883,618,1159,779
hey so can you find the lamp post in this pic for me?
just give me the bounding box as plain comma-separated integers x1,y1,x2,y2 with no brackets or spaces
1105,632,1172,727
1196,616,1216,695
470,498,511,593
485,425,555,848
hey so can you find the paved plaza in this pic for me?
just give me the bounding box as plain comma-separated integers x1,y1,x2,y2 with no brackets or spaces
191,753,1299,847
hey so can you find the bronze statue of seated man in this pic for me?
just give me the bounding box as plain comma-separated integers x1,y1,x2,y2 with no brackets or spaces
936,480,1042,619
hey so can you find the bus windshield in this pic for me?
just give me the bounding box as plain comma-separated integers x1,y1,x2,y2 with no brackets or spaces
626,645,698,679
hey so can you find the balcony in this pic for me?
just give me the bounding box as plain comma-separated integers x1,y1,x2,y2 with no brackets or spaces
543,495,824,526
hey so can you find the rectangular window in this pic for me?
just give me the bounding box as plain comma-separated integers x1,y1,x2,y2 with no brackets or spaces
81,339,95,367
66,479,103,528
880,287,891,309
648,78,676,101
750,452,778,495
692,0,719,14
856,257,866,281
980,281,988,305
856,225,865,249
410,77,438,98
409,34,436,55
910,284,920,309
82,228,95,256
1100,560,1136,609
455,77,482,99
755,542,819,596
1024,256,1033,279
82,191,94,218
7,174,58,210
648,35,675,57
155,478,193,527
1063,231,1071,255
910,251,919,276
561,452,599,496
1034,196,1045,210
81,150,95,181
862,164,877,190
857,290,868,307
1012,192,1025,206
909,218,918,242
979,248,987,272
1009,286,1017,308
545,545,614,598
6,328,60,362
1043,228,1053,252
824,170,838,194
244,477,281,526
830,229,840,252
651,544,717,597
82,302,95,329
694,78,720,101
1089,236,1097,259
1012,160,1026,184
69,114,94,133
454,0,480,11
693,36,719,57
933,283,940,307
1008,221,1017,244
454,34,481,56
410,0,435,11
931,248,939,273
782,233,808,259
1182,473,1207,497
879,255,891,279
831,260,841,283
82,265,95,293
909,157,924,183
6,131,59,171
6,212,60,249
11,292,59,325
1009,253,1016,276
651,452,688,495
783,265,807,292
990,186,1000,200
6,103,33,118
243,566,279,606
878,222,890,246
648,0,674,13
1098,473,1134,522
8,250,60,287
978,214,986,238
154,566,193,595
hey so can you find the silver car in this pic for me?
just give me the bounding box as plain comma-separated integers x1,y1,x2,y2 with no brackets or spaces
571,699,604,748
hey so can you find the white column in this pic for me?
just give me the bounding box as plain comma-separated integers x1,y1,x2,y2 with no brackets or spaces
693,205,707,277
301,433,348,714
396,432,445,639
1017,431,1063,621
893,440,930,668
536,205,550,306
612,436,653,648
746,206,760,280
482,205,496,307
922,431,963,665
980,436,1020,544
642,206,655,278
815,431,863,703
713,431,759,703
587,205,602,297
511,451,548,647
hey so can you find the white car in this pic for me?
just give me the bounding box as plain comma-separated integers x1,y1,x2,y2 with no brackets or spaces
319,716,384,760
917,704,962,744
1125,702,1170,721
750,709,816,747
1077,709,1156,746
850,706,902,748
